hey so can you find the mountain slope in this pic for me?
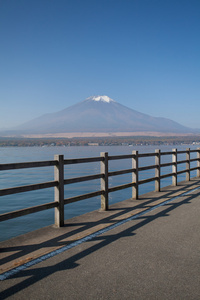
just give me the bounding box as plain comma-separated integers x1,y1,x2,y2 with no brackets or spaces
11,96,193,134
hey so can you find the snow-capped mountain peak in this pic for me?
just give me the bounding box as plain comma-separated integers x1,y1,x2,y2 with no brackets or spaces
86,95,115,103
11,95,192,135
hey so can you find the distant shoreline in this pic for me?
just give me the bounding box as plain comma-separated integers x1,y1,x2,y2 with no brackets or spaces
1,133,200,147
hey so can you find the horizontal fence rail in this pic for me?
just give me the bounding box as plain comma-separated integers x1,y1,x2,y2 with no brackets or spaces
0,148,200,227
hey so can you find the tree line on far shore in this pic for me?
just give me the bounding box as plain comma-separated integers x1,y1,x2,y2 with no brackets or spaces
0,136,200,147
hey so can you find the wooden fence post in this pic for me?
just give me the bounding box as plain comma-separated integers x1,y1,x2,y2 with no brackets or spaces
197,148,200,178
101,152,108,210
132,150,138,199
155,149,161,192
172,148,177,186
54,155,64,227
186,148,190,181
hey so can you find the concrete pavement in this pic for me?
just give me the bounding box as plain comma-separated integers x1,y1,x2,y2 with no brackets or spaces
0,179,200,299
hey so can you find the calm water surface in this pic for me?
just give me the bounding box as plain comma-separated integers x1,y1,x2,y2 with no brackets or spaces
0,145,198,241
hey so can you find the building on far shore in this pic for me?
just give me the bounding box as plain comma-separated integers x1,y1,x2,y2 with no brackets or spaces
88,143,99,146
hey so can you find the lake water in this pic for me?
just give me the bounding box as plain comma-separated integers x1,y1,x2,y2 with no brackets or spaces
0,145,198,241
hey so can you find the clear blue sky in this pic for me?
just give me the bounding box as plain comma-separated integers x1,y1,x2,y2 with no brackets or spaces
0,0,200,130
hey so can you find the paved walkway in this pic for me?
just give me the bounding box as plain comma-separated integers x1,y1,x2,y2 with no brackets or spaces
0,178,200,299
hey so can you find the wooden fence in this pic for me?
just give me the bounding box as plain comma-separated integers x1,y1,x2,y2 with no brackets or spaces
0,148,200,227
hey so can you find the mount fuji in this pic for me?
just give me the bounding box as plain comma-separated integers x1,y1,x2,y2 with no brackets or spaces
4,96,194,135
